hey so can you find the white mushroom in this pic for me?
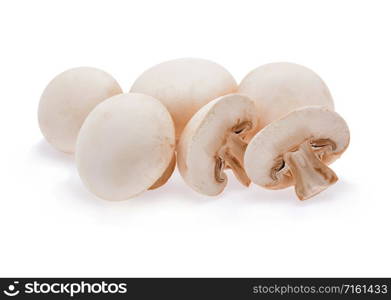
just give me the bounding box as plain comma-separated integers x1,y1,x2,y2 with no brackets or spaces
177,94,258,196
38,67,122,153
130,58,237,140
238,62,334,129
76,93,175,201
244,106,350,200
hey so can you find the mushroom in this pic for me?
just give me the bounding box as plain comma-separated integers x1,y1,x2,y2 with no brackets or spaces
75,93,175,201
177,94,258,196
130,58,237,141
244,106,350,200
238,62,334,129
239,62,349,200
38,67,122,153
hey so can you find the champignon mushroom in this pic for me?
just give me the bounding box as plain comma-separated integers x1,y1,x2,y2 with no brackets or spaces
244,106,350,200
76,93,175,201
238,62,334,129
38,67,122,153
177,94,258,196
130,58,237,140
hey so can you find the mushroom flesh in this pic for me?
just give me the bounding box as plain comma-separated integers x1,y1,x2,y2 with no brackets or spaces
244,106,350,200
177,94,258,196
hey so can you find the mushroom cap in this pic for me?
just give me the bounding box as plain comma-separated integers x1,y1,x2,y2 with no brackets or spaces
76,93,175,201
177,94,257,196
238,62,334,128
244,106,350,189
38,67,122,153
130,58,237,140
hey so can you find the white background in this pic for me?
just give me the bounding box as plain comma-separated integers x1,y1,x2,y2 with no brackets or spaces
0,0,390,277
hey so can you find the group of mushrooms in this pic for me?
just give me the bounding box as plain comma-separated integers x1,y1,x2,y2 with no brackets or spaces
38,58,350,201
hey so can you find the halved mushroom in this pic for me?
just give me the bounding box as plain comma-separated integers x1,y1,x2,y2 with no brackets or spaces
244,106,350,200
239,62,334,129
76,93,175,201
130,58,237,141
38,67,122,153
177,94,258,196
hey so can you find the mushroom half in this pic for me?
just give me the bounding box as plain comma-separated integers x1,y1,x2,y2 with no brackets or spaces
130,58,237,141
177,94,258,196
76,93,175,201
244,106,350,200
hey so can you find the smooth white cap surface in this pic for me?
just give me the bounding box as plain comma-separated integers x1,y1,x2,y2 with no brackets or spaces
131,58,237,140
76,93,175,201
239,62,334,128
38,67,122,153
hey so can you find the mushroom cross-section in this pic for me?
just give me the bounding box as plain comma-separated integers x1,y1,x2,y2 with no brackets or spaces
76,93,175,201
130,58,238,141
177,94,258,196
244,106,350,200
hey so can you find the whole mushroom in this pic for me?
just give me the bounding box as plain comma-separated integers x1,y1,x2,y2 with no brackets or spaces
38,67,122,153
76,93,175,201
177,94,258,196
130,58,237,141
239,62,334,130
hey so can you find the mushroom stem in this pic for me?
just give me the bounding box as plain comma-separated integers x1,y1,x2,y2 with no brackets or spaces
224,153,251,186
283,140,338,200
215,132,251,187
227,134,247,163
